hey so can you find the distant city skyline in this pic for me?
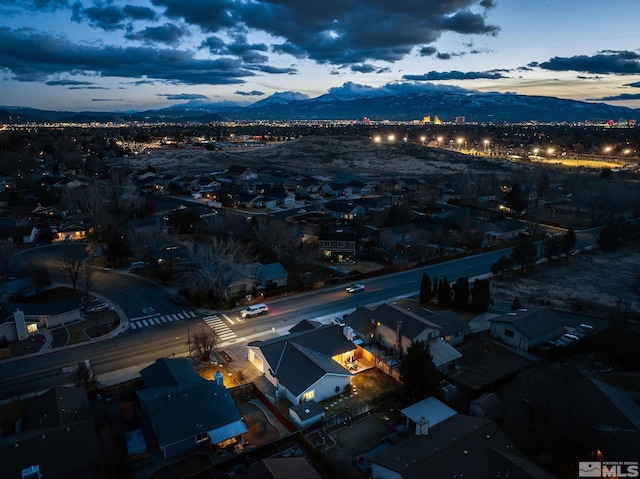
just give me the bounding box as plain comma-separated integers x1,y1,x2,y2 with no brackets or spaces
1,0,640,112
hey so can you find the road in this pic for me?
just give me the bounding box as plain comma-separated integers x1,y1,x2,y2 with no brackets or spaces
0,228,601,400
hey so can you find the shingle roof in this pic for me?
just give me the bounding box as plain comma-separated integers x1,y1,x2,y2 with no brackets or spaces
371,303,439,341
489,308,588,339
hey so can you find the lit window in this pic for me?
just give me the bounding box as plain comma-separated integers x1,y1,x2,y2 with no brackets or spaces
303,390,315,401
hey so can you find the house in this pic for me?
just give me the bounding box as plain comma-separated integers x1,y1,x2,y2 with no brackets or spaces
344,303,462,372
383,190,405,206
469,392,502,419
344,180,376,196
11,298,81,330
378,224,422,252
228,262,289,296
322,200,365,221
0,224,38,244
318,230,357,263
368,412,555,479
137,358,247,459
1,386,104,479
247,324,357,405
227,165,258,181
483,218,528,242
488,308,598,351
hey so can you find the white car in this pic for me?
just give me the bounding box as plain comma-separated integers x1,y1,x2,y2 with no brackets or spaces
240,303,269,318
331,317,346,327
345,284,365,293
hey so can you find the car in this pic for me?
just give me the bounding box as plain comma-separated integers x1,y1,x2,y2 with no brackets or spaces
86,302,112,313
169,295,186,305
129,261,149,271
331,317,346,327
240,303,269,318
345,283,365,293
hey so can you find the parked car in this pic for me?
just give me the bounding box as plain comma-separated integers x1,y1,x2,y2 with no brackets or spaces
240,303,269,318
345,283,365,293
129,261,149,271
86,302,112,313
331,317,346,327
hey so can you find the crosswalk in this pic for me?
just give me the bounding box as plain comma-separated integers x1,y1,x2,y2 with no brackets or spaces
202,314,237,342
129,310,196,329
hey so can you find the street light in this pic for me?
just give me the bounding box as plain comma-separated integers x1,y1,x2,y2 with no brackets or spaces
420,135,426,146
483,139,490,154
457,138,464,151
437,136,443,148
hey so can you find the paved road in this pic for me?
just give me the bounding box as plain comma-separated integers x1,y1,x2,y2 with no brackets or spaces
0,228,601,400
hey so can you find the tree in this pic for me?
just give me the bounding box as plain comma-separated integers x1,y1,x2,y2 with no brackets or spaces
598,222,619,251
57,251,85,293
191,327,219,362
80,261,94,296
507,181,527,214
510,237,538,273
453,276,470,309
431,275,438,300
30,265,51,294
437,277,452,307
419,273,432,304
399,340,441,402
471,278,491,313
561,227,577,261
491,255,513,276
543,235,561,263
511,296,522,311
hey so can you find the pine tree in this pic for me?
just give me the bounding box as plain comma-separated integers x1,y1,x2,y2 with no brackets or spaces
431,275,438,300
561,227,577,261
510,237,538,273
419,273,432,304
437,277,451,306
399,341,441,401
453,276,470,309
511,296,522,311
471,278,491,313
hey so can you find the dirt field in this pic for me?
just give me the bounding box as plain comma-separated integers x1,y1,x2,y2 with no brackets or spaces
489,243,640,320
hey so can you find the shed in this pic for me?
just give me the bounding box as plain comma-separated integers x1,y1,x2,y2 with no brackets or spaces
289,400,325,428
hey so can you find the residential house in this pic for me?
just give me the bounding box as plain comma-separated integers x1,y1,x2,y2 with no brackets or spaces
321,182,345,198
378,224,422,252
247,324,357,405
489,308,602,351
383,190,405,206
1,386,104,479
227,165,258,182
368,410,555,479
483,218,528,242
12,297,82,329
137,358,247,459
323,200,365,221
318,230,357,263
227,262,289,296
345,303,462,372
344,180,376,196
0,223,38,244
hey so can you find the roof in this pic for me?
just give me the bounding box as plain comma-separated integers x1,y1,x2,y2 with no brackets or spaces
427,338,463,367
489,308,590,339
400,396,457,427
290,399,325,419
26,386,90,428
262,457,323,479
12,298,81,316
137,358,243,448
485,218,527,233
256,262,288,281
369,414,555,479
324,200,364,213
371,303,439,341
470,393,502,414
248,324,355,396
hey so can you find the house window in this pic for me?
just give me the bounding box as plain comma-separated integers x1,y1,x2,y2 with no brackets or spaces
504,328,514,338
303,390,315,402
338,241,345,248
322,241,331,248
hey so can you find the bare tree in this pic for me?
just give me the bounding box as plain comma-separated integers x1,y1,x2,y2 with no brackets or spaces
80,260,95,296
127,221,170,275
191,327,219,362
56,251,85,293
179,237,257,301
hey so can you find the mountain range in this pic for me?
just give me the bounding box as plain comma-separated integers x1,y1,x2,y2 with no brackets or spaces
2,86,639,124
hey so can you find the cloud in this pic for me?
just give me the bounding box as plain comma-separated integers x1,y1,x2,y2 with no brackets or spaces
419,46,438,57
235,90,264,96
0,27,254,85
532,50,640,75
71,1,159,31
68,85,107,89
0,0,68,12
125,23,190,44
589,93,640,101
91,98,123,102
45,78,94,86
403,70,508,81
350,63,390,74
624,81,640,88
327,80,474,98
158,93,210,100
153,0,499,65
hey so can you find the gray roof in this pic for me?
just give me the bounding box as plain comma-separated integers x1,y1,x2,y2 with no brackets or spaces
290,399,325,419
485,218,527,233
249,324,355,396
370,414,555,479
255,262,288,281
137,358,243,448
370,303,439,341
489,308,592,340
400,396,457,426
428,338,463,367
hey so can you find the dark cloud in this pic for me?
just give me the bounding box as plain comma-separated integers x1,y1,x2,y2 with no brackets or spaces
91,98,123,102
0,0,68,11
125,23,189,44
328,80,474,98
437,52,453,60
153,0,499,65
576,75,602,80
623,81,640,88
533,51,640,75
246,64,297,74
45,79,94,86
419,46,438,56
158,93,209,100
350,64,390,74
403,70,507,81
234,90,264,96
589,93,640,101
0,27,254,85
68,85,107,89
72,1,159,31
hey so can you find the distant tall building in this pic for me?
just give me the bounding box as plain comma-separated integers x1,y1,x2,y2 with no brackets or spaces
363,116,370,123
433,116,442,125
455,116,466,124
423,116,431,123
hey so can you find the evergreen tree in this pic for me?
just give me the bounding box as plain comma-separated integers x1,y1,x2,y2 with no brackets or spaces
510,237,538,273
437,277,451,307
511,296,522,311
431,275,438,300
543,235,561,262
453,276,470,309
471,278,491,313
419,273,432,304
561,227,577,261
598,222,619,251
491,254,513,276
507,181,527,214
399,340,441,402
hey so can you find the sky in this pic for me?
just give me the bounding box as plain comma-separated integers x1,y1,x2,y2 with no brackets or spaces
1,0,640,112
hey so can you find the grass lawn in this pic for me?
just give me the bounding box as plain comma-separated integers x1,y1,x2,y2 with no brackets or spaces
331,413,394,456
